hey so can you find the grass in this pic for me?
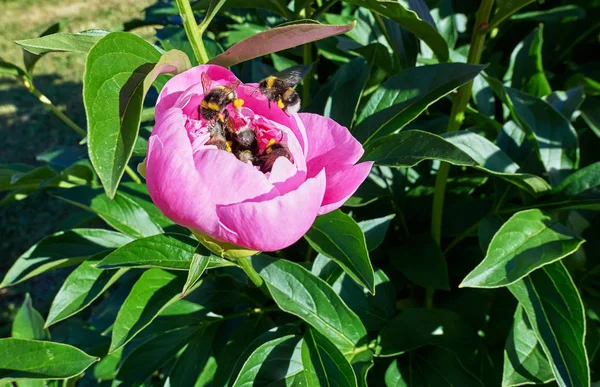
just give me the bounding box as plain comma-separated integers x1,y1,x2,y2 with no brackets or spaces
0,0,156,336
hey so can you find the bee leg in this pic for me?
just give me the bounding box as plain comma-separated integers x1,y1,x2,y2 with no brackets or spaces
267,100,271,109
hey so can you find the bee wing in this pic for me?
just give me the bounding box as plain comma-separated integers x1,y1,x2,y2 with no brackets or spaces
201,72,213,95
223,79,241,91
271,64,312,87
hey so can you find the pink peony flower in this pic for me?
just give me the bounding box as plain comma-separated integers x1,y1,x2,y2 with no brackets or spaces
145,64,373,256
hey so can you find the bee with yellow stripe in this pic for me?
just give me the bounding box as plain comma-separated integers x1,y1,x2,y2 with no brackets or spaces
256,65,310,114
199,72,243,122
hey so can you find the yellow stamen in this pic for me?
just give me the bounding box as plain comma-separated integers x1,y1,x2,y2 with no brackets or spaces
226,141,232,152
233,98,244,108
266,138,276,149
277,99,285,109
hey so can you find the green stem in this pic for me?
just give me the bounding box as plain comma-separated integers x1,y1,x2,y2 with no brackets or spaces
302,4,313,105
237,257,265,289
312,0,339,18
175,0,210,64
24,79,86,137
124,165,142,184
304,245,314,263
198,0,227,34
430,0,495,245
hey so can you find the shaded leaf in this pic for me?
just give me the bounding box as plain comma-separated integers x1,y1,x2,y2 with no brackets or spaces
552,161,600,197
12,294,49,340
490,0,538,29
507,262,589,387
302,327,357,387
354,63,484,144
391,233,449,290
168,324,218,387
461,209,584,288
358,214,395,251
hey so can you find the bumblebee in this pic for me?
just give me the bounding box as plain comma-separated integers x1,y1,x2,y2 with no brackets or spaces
231,126,259,163
256,143,291,173
256,65,310,114
199,72,243,122
205,119,230,151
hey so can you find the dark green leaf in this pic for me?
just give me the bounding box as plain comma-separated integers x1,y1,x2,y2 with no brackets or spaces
504,25,551,98
0,339,98,383
302,327,357,387
391,233,450,290
359,215,395,251
55,186,163,238
12,294,49,340
168,324,218,387
304,210,375,293
46,254,127,327
363,130,551,197
377,308,477,357
114,326,200,386
0,60,28,79
343,0,448,62
546,87,585,121
510,5,585,23
209,22,356,68
502,306,554,387
384,347,485,386
181,246,211,298
84,32,189,198
354,63,484,144
507,262,589,387
487,77,579,186
0,229,132,288
231,335,306,387
110,268,186,352
461,209,584,288
251,255,367,357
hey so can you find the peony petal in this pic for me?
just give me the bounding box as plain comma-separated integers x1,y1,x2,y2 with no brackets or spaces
269,156,307,195
318,161,374,215
150,108,193,161
146,136,220,235
217,169,326,251
156,65,239,121
194,149,277,206
298,113,364,178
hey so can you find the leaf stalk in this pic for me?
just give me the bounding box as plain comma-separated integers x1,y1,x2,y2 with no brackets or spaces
175,0,210,64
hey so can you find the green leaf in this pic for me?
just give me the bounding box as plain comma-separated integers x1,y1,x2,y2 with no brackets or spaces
0,339,98,383
12,294,49,340
21,22,64,76
118,182,175,228
358,215,395,251
110,268,186,352
385,347,485,386
95,233,230,271
181,246,211,298
489,0,537,29
486,77,579,186
552,162,600,197
0,60,28,79
168,324,218,387
307,57,371,128
461,209,584,288
377,308,477,357
0,229,132,288
507,262,589,387
84,32,189,198
504,25,551,98
16,30,107,55
342,0,448,62
502,306,554,387
209,22,355,68
192,0,282,15
55,186,163,238
354,63,484,144
363,130,551,197
231,335,306,387
302,327,358,387
114,326,200,386
304,210,375,293
546,87,585,121
391,233,450,290
46,254,127,327
251,255,367,357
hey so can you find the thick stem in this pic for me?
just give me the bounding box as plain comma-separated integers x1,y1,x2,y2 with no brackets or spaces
175,0,210,64
237,257,265,289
